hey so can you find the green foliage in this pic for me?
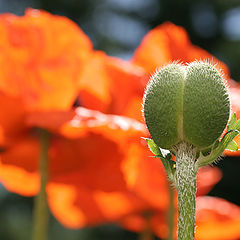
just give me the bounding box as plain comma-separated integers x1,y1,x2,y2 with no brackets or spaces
195,113,240,169
145,138,176,182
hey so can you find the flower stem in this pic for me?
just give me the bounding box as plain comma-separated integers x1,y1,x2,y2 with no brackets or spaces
138,212,154,240
32,129,50,240
166,182,175,240
175,142,196,240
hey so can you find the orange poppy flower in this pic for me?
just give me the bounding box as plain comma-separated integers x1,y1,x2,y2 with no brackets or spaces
0,9,150,225
0,8,95,147
195,196,240,240
132,22,230,80
78,51,145,121
0,8,92,111
0,107,151,224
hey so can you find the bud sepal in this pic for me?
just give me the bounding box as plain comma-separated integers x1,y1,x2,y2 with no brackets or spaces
195,113,240,170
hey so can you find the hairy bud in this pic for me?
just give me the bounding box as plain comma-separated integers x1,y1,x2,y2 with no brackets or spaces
143,61,230,150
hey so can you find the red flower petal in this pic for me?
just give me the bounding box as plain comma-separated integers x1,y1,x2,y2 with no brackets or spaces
0,93,27,144
60,107,146,142
132,22,229,79
0,135,40,196
0,9,92,111
26,110,75,131
79,51,145,121
47,183,147,228
195,197,240,240
0,107,147,201
197,167,222,196
122,147,170,210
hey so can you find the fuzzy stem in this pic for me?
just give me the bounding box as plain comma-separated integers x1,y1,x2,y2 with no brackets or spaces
32,129,49,240
175,142,197,240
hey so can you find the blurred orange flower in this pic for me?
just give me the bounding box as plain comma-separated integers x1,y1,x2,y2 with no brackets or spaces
0,9,151,226
0,8,92,111
0,8,93,145
132,22,230,80
195,197,240,240
0,7,93,192
77,51,145,121
0,106,150,222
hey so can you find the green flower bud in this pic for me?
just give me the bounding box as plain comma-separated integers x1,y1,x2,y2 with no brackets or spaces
143,61,230,150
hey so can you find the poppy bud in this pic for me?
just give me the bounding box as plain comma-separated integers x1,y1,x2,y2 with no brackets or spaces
143,61,230,150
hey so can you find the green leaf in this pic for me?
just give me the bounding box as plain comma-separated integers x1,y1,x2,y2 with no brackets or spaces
195,129,239,169
211,139,220,151
145,138,162,156
236,119,240,131
144,138,175,182
226,140,238,151
157,157,176,182
227,113,240,131
228,113,237,130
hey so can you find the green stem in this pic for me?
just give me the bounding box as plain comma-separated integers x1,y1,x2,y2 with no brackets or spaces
175,142,196,240
166,182,175,240
138,212,154,240
32,129,50,240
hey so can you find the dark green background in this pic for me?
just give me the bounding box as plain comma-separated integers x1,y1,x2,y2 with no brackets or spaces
0,0,240,239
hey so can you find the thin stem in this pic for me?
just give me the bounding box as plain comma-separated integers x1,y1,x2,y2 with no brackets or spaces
32,129,50,240
175,142,197,240
166,182,175,240
138,212,154,240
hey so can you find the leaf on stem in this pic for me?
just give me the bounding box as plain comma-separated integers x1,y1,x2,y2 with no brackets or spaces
196,113,240,170
144,138,176,182
195,129,239,169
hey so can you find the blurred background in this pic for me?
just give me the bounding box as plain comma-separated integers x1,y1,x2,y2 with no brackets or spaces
0,0,240,239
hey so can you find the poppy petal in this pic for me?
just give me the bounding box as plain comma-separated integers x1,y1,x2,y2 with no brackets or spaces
197,167,222,196
122,145,170,210
47,183,147,228
60,107,146,142
0,135,40,196
26,110,75,131
79,52,145,120
0,9,92,111
195,197,240,240
0,93,27,144
132,22,229,78
49,107,147,192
